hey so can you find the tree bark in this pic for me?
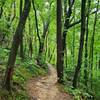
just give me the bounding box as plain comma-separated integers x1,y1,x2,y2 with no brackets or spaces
39,21,50,55
99,56,100,69
84,0,91,86
32,0,52,65
62,0,75,69
73,0,86,88
0,6,3,18
32,0,41,47
72,3,76,68
19,0,24,59
89,0,99,89
28,17,33,58
56,0,63,83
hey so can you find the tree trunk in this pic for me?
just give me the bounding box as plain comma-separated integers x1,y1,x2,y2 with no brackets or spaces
89,0,98,89
62,0,75,69
32,0,52,65
99,56,100,69
29,39,33,58
0,6,3,18
73,0,86,88
39,22,50,55
56,0,63,83
72,3,76,68
84,0,91,86
28,17,33,58
32,0,41,49
4,0,31,90
19,0,24,59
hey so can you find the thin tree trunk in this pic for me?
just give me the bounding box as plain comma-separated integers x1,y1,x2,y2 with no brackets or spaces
32,0,41,65
32,0,52,65
0,6,3,18
28,17,33,58
84,0,91,86
39,21,50,55
32,0,41,48
49,46,55,63
73,0,86,88
11,0,16,23
99,56,100,69
19,0,24,59
96,52,98,70
37,2,52,65
89,0,99,89
72,4,76,68
62,0,75,69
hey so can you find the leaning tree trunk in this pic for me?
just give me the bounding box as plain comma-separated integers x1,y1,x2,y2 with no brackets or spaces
4,0,31,90
73,0,86,88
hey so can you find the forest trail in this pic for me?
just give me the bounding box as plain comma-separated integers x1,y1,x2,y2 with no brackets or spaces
26,64,73,100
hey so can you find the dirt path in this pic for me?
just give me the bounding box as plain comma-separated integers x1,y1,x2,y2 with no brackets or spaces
26,64,73,100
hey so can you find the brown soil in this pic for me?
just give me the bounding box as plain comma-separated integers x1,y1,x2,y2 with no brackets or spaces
26,64,73,100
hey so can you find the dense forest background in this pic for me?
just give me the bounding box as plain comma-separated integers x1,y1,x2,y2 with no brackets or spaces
0,0,100,100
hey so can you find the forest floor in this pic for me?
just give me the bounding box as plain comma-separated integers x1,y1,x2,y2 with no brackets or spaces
26,64,73,100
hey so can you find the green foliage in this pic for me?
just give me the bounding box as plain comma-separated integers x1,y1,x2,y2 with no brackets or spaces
92,70,100,100
63,86,93,100
0,49,47,99
0,0,100,99
0,48,9,63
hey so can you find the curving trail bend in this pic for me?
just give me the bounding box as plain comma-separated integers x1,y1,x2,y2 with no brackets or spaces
26,64,73,100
